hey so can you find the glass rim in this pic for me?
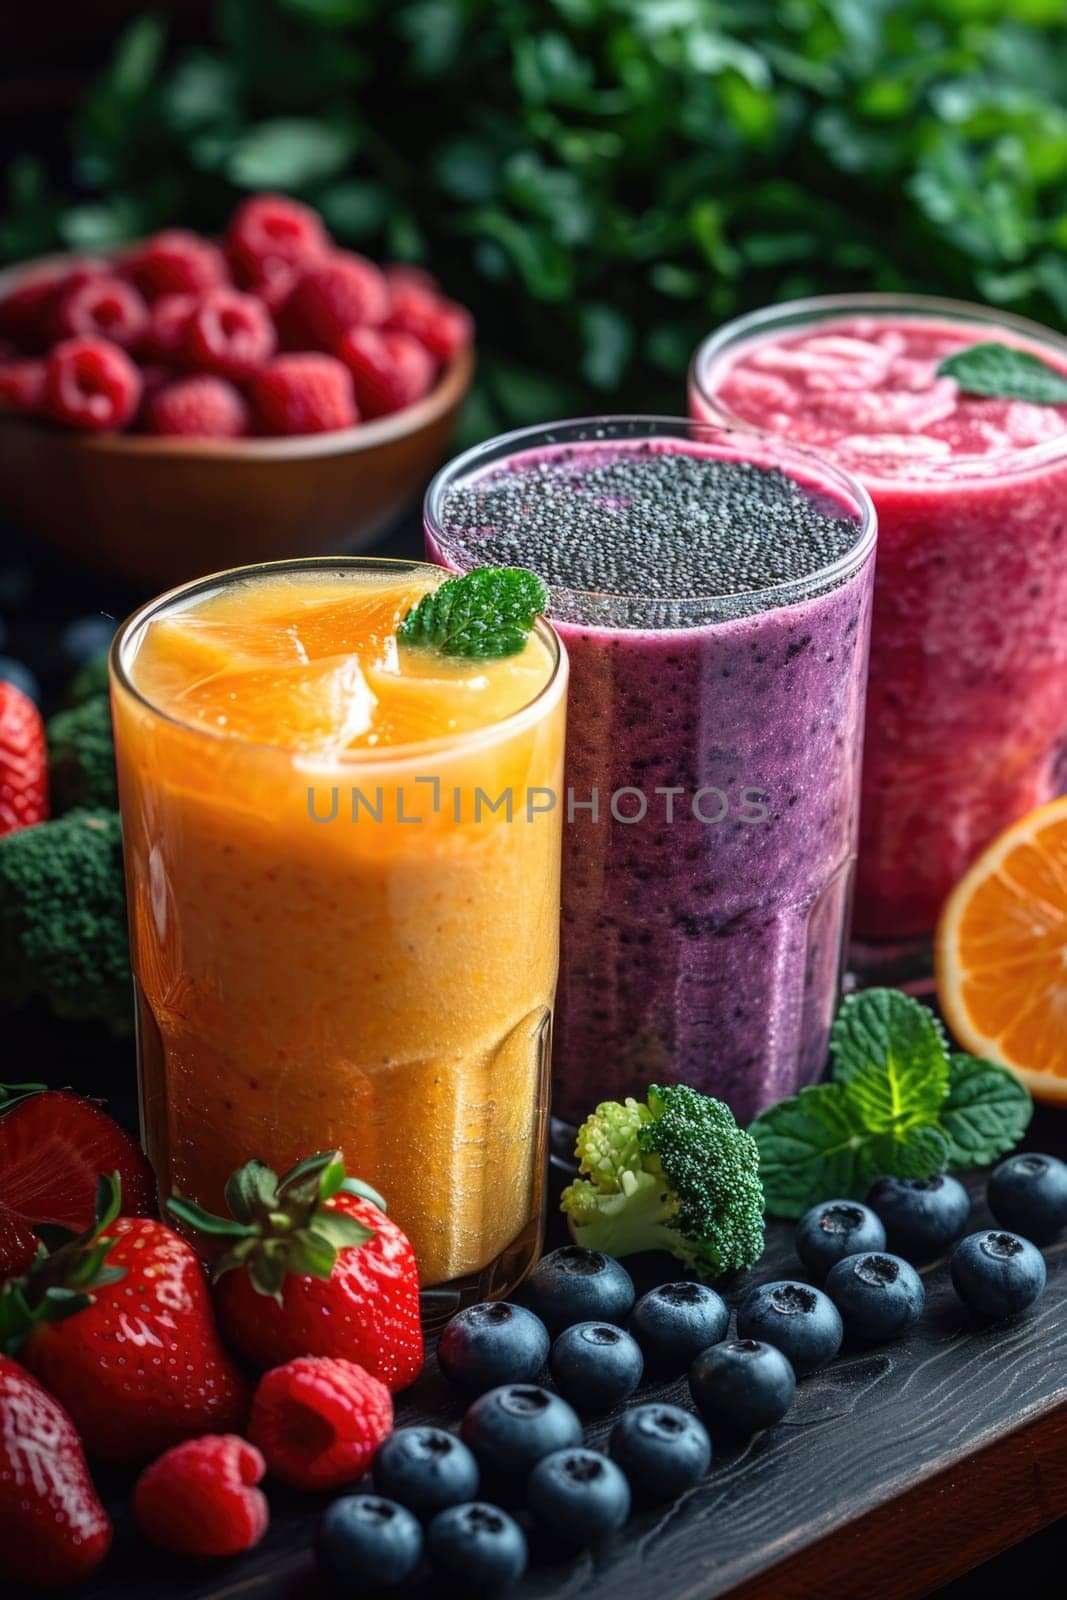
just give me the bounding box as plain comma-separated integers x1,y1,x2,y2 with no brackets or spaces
424,413,877,625
689,292,1067,481
109,555,566,765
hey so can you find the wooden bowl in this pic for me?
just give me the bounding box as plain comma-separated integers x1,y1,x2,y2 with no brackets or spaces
0,259,473,591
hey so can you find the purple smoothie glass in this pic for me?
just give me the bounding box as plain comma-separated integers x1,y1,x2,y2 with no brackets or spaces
424,417,876,1128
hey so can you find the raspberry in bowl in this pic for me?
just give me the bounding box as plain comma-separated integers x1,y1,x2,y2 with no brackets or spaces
0,193,474,588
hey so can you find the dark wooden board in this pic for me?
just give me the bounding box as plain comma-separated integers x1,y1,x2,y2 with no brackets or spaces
26,1106,1059,1600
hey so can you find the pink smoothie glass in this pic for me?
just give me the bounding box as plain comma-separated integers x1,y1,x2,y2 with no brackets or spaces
690,295,1067,962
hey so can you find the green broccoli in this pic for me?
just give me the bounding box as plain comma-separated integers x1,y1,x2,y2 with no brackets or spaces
560,1084,765,1278
47,695,117,812
0,809,132,1034
65,652,110,707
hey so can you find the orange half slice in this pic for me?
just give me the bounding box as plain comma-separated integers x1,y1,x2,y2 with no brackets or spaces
936,796,1067,1103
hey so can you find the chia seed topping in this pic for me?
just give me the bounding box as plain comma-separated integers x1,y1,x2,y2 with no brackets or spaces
437,442,863,628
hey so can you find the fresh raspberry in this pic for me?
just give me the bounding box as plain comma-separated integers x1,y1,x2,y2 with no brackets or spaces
50,274,148,349
279,253,389,349
248,1357,392,1491
336,326,436,418
142,293,197,363
0,359,46,414
243,260,298,315
386,282,474,363
45,336,141,431
226,193,330,286
0,680,49,836
0,258,106,351
249,353,358,435
134,1435,269,1557
383,262,439,296
123,229,228,300
181,288,276,379
146,375,250,439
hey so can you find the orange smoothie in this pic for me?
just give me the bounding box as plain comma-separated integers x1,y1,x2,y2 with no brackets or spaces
110,559,567,1303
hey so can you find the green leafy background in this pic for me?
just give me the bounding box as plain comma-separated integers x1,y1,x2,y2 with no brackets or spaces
3,0,1066,438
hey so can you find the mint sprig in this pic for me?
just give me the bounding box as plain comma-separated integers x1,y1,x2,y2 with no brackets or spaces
398,568,549,660
937,342,1067,404
750,989,1033,1218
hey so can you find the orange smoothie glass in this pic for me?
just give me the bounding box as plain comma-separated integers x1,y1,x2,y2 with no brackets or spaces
110,558,568,1316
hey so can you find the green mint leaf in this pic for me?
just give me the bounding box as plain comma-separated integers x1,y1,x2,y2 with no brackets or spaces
751,1079,952,1220
398,568,549,659
860,1123,951,1184
939,1055,1033,1169
750,1085,871,1219
937,343,1067,404
831,989,949,1125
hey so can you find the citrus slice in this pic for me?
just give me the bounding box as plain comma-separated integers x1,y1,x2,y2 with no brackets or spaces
936,795,1067,1103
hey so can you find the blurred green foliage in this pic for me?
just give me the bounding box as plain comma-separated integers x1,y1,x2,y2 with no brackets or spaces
3,0,1066,433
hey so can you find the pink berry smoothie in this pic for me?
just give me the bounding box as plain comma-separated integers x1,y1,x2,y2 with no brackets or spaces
425,419,875,1126
691,297,1067,943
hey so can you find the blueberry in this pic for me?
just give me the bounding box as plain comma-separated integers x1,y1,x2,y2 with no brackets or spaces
950,1230,1047,1320
459,1384,582,1484
866,1174,971,1262
988,1153,1067,1244
610,1403,711,1503
515,1246,635,1336
438,1300,549,1395
372,1426,479,1519
526,1447,631,1546
689,1339,796,1435
0,656,41,706
548,1321,643,1414
794,1200,886,1279
825,1251,925,1341
735,1280,842,1374
427,1502,527,1589
59,615,117,671
317,1494,423,1590
628,1281,729,1376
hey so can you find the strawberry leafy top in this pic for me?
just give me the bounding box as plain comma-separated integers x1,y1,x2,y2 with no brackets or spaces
0,1174,126,1354
168,1150,383,1303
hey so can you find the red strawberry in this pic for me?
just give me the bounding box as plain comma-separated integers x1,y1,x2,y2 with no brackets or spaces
170,1152,423,1391
0,1353,112,1586
0,680,48,837
248,1356,392,1491
0,1085,155,1279
134,1434,269,1557
2,1176,250,1462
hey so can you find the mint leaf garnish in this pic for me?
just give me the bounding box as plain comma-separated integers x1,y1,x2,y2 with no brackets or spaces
749,1086,872,1219
939,1055,1032,1168
937,342,1067,404
398,568,549,659
831,989,949,1123
751,1084,949,1220
751,988,1031,1218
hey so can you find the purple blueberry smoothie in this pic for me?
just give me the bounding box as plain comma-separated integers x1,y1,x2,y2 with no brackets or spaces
425,419,875,1125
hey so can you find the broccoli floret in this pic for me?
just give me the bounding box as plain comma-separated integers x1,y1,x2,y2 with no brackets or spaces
65,653,110,707
0,809,132,1034
560,1084,765,1278
47,695,117,812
